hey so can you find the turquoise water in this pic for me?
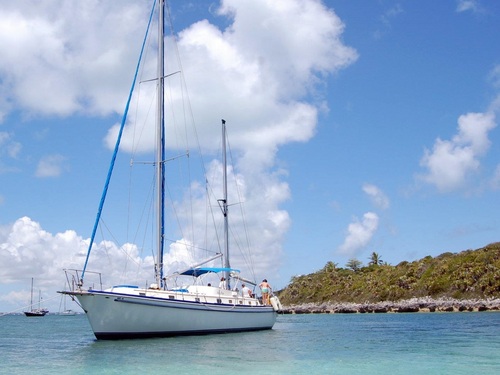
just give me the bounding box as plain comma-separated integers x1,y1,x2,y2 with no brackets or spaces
0,312,499,374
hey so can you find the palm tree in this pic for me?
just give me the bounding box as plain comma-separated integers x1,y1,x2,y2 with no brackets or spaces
346,258,362,272
323,261,338,272
369,252,383,266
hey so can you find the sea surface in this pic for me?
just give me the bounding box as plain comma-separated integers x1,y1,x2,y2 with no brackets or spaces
0,312,499,374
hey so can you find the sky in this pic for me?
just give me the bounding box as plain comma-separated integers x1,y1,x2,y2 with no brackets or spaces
1,0,499,313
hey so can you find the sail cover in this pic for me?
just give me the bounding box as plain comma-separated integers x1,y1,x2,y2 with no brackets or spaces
180,267,240,277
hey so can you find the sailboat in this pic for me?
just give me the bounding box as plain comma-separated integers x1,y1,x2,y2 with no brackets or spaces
24,278,48,317
59,308,76,316
59,293,76,316
60,0,280,339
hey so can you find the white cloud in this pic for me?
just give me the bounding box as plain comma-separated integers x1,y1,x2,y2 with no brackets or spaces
337,212,379,257
167,159,291,279
456,0,481,13
35,154,68,177
375,4,404,39
0,217,156,310
489,65,500,89
363,184,390,209
0,0,149,119
380,4,404,26
418,111,497,192
0,132,22,174
105,0,358,158
0,132,21,158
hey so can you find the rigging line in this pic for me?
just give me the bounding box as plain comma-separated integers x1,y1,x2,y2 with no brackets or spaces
130,11,156,159
162,236,216,254
127,165,156,254
127,64,158,253
163,168,203,257
204,140,225,257
166,51,196,257
206,180,222,258
97,219,114,267
137,171,156,272
80,1,157,283
225,130,257,279
127,51,156,249
97,218,143,269
165,0,216,257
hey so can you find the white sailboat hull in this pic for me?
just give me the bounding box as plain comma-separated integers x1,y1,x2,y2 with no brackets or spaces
66,287,277,339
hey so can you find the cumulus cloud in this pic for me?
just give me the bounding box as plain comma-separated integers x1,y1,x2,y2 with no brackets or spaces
337,212,379,257
105,0,358,158
0,217,156,310
418,111,497,192
363,183,390,210
0,1,151,119
166,158,291,279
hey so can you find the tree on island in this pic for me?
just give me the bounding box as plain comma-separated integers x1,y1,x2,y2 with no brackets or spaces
346,258,363,272
369,252,383,266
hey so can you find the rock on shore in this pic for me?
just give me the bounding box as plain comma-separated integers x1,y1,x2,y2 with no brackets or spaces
281,297,500,314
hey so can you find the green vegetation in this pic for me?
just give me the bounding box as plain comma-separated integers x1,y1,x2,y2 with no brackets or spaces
278,242,500,305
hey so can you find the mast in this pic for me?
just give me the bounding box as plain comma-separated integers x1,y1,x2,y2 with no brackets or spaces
221,119,231,287
155,0,166,287
30,277,34,311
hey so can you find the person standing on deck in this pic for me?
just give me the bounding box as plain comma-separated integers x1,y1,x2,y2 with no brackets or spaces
259,279,271,305
219,277,227,290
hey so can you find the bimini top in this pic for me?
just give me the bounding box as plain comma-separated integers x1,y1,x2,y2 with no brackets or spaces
179,267,240,277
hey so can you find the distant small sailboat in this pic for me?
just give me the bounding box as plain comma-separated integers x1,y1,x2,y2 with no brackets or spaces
24,278,48,317
60,309,76,316
59,292,76,316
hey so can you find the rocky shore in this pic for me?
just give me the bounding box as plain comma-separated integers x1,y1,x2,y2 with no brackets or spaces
281,297,500,314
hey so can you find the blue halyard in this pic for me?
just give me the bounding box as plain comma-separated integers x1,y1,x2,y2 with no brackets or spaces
80,2,157,283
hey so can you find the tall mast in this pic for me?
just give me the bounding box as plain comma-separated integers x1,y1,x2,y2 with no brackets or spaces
155,0,166,287
221,119,230,286
30,277,34,310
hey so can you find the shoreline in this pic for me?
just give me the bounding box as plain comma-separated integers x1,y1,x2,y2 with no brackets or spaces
281,297,500,314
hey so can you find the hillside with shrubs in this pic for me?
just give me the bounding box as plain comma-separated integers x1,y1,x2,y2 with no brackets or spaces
277,242,500,306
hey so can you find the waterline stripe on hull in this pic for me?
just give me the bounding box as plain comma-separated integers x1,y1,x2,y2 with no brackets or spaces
95,325,273,340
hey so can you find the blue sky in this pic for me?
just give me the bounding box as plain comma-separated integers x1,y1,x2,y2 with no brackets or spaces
1,0,499,313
